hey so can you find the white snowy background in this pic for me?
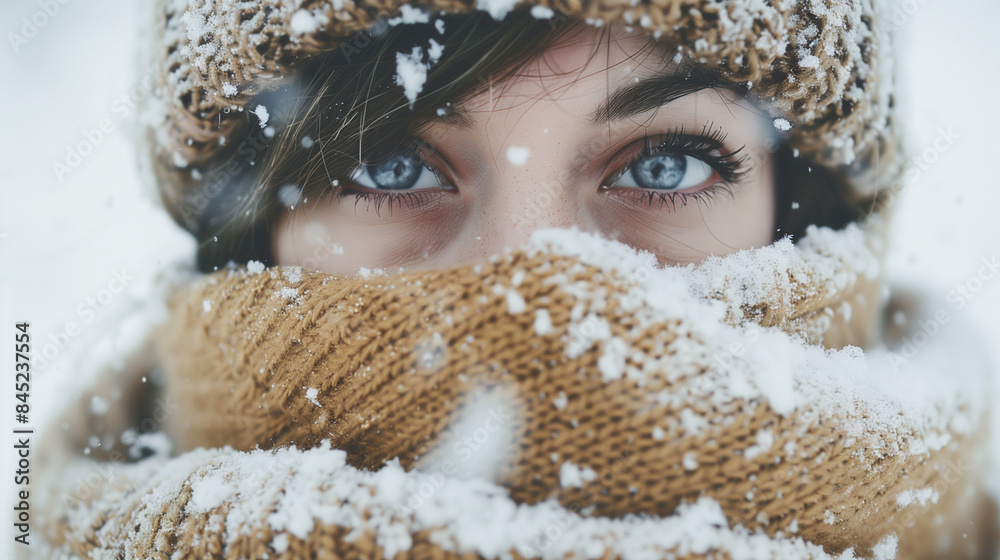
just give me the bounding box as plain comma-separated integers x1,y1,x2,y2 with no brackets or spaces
1,0,998,556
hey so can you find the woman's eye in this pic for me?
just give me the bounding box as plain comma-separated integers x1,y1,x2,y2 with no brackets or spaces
350,149,446,191
608,152,715,191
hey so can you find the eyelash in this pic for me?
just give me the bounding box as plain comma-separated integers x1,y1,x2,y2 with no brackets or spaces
641,124,749,182
342,189,441,215
332,146,450,216
602,123,750,210
619,183,738,212
334,124,751,215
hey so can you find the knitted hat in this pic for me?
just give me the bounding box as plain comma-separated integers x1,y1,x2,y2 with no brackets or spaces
145,0,900,244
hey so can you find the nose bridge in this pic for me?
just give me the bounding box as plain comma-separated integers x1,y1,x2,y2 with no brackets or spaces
477,168,577,253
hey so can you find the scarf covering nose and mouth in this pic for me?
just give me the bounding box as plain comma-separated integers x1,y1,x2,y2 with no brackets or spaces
33,226,994,560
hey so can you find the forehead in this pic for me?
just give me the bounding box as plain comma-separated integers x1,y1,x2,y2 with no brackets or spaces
457,23,669,115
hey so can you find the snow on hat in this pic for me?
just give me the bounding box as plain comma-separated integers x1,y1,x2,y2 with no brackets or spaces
144,0,901,239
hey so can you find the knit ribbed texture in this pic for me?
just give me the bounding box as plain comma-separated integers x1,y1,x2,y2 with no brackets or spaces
31,228,998,559
135,237,993,559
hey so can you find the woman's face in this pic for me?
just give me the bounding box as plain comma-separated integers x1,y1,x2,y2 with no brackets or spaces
273,24,777,273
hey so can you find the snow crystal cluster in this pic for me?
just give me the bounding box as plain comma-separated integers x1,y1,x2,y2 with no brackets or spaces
505,146,530,166
252,105,269,128
387,7,447,109
51,441,900,560
518,226,986,454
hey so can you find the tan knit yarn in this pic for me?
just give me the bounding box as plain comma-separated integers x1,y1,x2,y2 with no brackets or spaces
31,227,998,559
148,0,900,232
144,237,995,560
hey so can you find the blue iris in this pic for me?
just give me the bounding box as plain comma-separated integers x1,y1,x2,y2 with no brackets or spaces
366,151,422,190
629,153,687,190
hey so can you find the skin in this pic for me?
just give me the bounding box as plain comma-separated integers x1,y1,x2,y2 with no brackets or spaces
273,24,777,273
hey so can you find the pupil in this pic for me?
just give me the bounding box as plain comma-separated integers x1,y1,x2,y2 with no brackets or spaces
368,151,421,190
631,153,686,190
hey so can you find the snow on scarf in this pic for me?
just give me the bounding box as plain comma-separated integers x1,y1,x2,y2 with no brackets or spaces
30,226,997,560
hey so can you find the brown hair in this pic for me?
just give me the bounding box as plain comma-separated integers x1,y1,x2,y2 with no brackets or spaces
191,10,866,271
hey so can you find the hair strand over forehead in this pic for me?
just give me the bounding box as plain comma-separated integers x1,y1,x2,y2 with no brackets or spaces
190,10,871,271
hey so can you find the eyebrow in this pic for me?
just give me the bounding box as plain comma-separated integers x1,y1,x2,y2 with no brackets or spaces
588,71,727,125
433,106,475,127
426,68,727,129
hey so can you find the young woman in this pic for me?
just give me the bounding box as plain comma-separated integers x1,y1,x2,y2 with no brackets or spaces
29,1,997,559
267,19,786,274
164,9,865,274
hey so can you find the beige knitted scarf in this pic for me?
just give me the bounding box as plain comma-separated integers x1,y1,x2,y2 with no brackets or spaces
33,227,997,560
